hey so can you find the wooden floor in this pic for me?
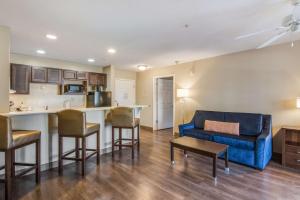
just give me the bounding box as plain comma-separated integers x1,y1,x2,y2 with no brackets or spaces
2,128,300,200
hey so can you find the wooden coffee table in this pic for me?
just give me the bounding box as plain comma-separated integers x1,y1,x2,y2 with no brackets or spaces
170,136,229,180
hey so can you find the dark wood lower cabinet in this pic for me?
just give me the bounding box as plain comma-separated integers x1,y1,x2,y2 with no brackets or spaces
282,126,300,170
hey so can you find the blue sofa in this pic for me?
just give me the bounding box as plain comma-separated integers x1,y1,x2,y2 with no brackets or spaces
179,110,272,170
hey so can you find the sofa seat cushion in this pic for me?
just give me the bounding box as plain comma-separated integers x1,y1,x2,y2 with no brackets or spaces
219,146,255,167
182,129,214,141
212,132,257,150
224,112,263,136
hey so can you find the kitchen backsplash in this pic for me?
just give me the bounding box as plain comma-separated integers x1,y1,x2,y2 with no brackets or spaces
10,83,85,111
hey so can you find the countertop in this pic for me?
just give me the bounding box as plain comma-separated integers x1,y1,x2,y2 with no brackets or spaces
1,105,149,117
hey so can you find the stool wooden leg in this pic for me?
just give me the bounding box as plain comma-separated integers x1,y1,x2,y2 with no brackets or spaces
58,136,63,175
5,149,12,200
119,128,122,152
131,127,134,159
96,130,100,165
137,125,140,152
81,137,86,176
112,127,114,158
36,139,41,183
11,149,15,178
75,138,79,162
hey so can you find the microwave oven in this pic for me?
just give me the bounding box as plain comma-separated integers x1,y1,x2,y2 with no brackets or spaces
64,84,84,94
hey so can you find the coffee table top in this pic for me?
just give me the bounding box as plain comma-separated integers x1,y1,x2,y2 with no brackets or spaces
170,136,228,155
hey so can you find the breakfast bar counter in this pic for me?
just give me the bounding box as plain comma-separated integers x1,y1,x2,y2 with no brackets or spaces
0,105,148,173
1,105,148,117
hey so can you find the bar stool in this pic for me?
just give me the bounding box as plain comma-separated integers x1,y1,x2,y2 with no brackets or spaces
110,107,140,159
0,115,41,200
57,109,100,176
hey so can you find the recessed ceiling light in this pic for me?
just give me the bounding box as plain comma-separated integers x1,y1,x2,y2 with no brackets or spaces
36,49,46,54
46,34,57,40
137,64,150,71
88,58,95,63
107,48,116,54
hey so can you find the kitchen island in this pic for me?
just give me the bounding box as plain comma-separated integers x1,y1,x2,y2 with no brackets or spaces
0,105,148,173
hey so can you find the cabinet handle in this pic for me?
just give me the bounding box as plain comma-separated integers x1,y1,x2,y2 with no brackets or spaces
297,160,300,163
297,151,300,154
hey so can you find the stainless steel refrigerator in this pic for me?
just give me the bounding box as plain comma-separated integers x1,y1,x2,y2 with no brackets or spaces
86,91,112,107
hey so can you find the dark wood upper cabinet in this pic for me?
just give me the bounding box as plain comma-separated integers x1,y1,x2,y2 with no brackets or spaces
31,67,47,83
88,72,107,88
77,71,88,80
10,64,31,94
47,68,62,84
63,70,77,80
88,73,99,85
98,73,107,87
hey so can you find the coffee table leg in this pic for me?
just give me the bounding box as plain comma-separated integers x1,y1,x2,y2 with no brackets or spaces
170,143,175,165
225,148,229,173
213,155,217,180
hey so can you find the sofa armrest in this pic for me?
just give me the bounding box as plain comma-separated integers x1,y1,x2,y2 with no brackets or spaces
255,115,272,170
178,122,194,136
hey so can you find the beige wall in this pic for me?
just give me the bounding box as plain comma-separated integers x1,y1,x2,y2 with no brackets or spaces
115,68,136,80
136,41,300,153
0,26,10,112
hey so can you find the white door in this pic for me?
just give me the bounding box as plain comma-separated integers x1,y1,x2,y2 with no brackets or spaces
115,79,136,106
157,78,173,129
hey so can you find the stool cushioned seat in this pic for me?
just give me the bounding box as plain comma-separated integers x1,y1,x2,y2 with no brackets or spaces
12,130,41,147
86,123,100,135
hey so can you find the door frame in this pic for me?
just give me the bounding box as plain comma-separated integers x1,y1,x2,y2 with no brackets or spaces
115,78,136,106
153,75,175,134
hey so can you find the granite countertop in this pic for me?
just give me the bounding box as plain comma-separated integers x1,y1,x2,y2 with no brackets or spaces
1,105,149,117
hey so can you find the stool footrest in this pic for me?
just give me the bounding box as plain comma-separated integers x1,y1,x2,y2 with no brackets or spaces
13,162,36,167
15,166,36,178
114,139,139,147
86,151,97,160
62,149,98,161
62,157,82,161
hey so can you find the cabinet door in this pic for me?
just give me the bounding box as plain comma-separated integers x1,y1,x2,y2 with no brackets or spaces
63,70,77,79
77,71,88,80
47,68,62,84
98,73,107,88
88,72,99,85
11,64,31,94
31,67,47,83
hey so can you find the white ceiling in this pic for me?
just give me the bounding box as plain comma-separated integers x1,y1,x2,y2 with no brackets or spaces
0,0,299,70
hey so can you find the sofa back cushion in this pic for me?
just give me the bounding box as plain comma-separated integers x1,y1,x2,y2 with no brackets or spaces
224,112,263,136
204,120,239,135
194,111,224,129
